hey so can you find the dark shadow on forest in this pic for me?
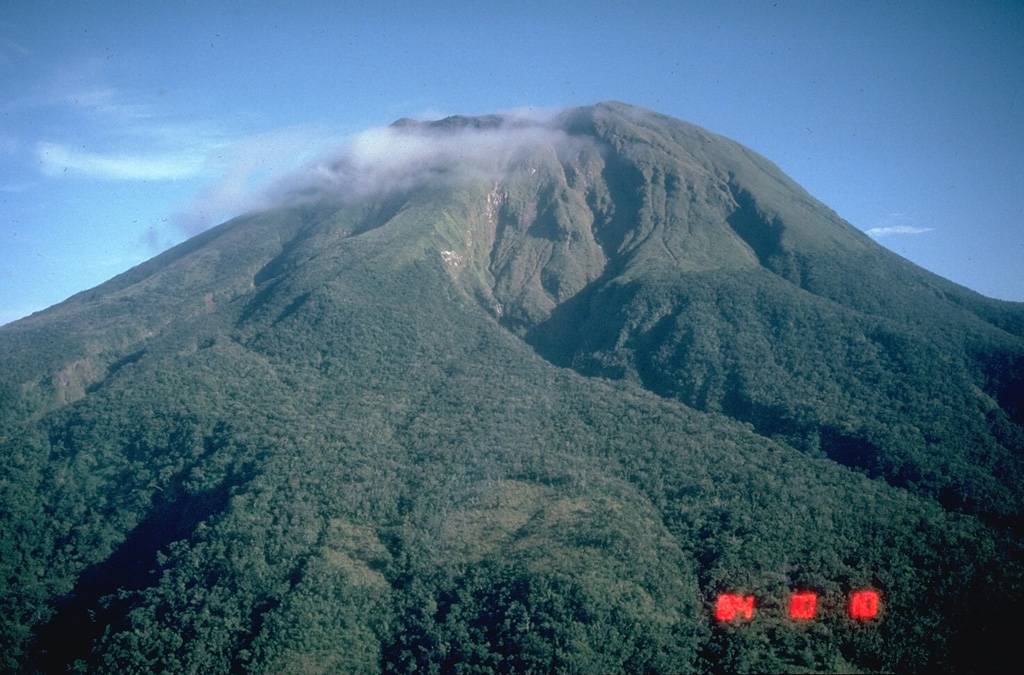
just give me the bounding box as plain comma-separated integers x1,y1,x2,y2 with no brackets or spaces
24,465,255,673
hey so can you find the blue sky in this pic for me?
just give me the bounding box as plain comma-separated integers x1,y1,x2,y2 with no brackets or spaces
2,0,1022,325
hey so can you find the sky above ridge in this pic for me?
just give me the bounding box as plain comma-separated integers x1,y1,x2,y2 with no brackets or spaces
1,0,1022,324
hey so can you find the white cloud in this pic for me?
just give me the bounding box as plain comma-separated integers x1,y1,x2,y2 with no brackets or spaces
23,75,342,235
865,225,935,236
162,113,582,238
65,87,155,121
35,141,204,180
29,85,575,241
268,114,578,207
25,78,227,182
169,126,342,235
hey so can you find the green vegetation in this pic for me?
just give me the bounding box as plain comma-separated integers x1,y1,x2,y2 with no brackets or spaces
2,103,1022,673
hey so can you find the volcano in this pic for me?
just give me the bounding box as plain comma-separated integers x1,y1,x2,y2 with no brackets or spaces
2,102,1022,674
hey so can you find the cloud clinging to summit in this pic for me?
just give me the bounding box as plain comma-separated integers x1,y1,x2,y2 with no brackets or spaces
265,112,576,206
171,111,576,236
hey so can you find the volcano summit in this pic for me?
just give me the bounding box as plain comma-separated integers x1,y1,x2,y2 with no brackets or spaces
2,102,1022,673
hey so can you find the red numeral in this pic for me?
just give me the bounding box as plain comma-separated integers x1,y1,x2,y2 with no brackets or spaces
789,592,817,620
850,590,880,620
715,594,755,621
715,589,880,622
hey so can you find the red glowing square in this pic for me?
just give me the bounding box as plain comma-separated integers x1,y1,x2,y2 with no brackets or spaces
850,590,880,620
789,592,817,620
715,594,755,621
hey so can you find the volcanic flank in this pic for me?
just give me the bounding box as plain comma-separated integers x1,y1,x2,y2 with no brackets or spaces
2,102,1022,674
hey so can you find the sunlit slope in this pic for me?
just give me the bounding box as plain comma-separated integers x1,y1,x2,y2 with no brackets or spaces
432,102,1024,526
2,102,1022,674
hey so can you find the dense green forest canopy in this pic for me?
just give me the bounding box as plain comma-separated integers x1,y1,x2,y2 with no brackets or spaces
2,102,1022,673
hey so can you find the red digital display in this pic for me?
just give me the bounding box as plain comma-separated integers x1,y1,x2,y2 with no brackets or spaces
715,594,755,622
714,589,880,622
789,592,817,620
850,590,880,620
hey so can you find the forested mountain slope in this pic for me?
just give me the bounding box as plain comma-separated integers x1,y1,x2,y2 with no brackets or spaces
2,102,1022,674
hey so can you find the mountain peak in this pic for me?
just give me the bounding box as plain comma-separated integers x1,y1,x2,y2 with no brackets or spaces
2,102,1022,674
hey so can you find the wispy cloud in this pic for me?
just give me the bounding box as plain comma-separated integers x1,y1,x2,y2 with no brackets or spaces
170,126,342,236
24,75,574,241
23,78,224,182
65,87,155,121
35,141,205,180
165,113,579,237
19,74,343,235
268,113,577,207
865,225,935,236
